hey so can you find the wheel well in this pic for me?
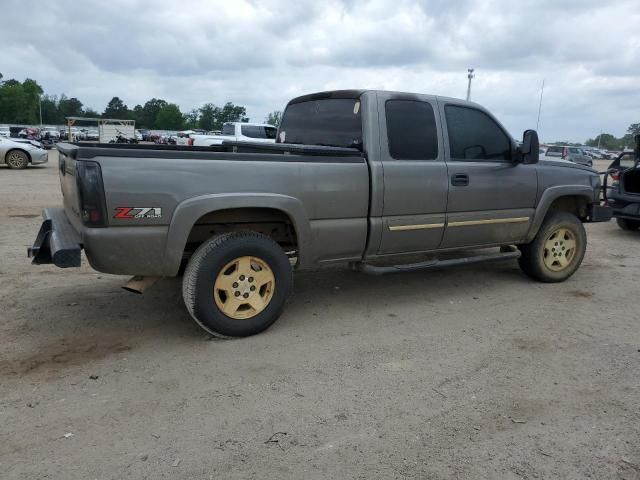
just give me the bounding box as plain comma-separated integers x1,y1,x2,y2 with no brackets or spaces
6,148,32,163
184,207,298,257
547,195,590,220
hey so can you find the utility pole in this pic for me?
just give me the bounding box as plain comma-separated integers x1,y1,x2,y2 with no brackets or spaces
466,68,475,101
39,94,43,127
536,79,545,132
597,129,602,149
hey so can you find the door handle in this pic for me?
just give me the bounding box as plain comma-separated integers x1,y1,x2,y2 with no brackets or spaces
451,173,469,186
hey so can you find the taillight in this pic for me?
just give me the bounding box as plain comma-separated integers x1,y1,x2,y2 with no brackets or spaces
188,138,194,146
76,161,107,227
610,170,620,181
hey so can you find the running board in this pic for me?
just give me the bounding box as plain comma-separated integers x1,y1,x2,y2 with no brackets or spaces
352,247,521,276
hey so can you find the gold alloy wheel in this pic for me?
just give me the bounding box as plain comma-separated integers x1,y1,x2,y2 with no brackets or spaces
543,227,577,272
213,256,275,320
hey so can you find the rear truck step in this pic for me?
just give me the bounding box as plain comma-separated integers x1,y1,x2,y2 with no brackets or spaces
28,208,82,268
351,246,521,276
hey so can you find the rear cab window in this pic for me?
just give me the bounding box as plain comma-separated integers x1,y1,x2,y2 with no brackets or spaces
278,97,362,149
445,105,512,161
385,100,438,160
221,124,236,136
241,125,277,139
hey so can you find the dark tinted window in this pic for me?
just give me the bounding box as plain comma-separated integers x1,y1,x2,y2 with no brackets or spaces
620,153,635,169
241,125,277,139
278,98,362,149
221,124,235,136
445,106,511,161
385,100,438,160
547,146,562,154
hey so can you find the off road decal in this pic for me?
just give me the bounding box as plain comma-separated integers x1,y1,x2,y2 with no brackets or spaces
114,207,162,219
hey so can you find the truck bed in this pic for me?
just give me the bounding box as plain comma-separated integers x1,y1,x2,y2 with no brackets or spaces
59,141,364,160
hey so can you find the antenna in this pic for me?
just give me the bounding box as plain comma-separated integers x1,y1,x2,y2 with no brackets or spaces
536,79,545,132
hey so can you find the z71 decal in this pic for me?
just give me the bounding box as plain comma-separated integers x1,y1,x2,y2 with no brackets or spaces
114,207,162,219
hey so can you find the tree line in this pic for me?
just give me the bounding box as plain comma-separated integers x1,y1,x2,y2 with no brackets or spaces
584,124,640,151
0,73,283,130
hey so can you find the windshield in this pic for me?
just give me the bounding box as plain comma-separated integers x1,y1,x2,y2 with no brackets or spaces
278,98,362,149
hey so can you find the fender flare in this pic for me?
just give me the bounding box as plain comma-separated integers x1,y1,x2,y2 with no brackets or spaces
163,193,311,275
524,185,595,243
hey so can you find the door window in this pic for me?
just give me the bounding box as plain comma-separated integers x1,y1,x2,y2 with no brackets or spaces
385,100,438,160
445,105,512,161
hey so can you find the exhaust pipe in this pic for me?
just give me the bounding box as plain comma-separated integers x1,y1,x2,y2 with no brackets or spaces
122,276,161,294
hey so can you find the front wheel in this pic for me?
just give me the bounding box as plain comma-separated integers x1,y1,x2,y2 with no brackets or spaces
182,232,293,338
518,211,587,282
616,218,640,231
5,150,29,169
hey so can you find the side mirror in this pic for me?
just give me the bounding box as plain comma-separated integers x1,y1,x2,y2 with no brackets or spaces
521,129,540,164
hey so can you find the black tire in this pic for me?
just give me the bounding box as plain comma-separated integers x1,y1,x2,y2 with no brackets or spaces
182,232,293,338
616,218,640,231
518,211,587,283
5,149,29,169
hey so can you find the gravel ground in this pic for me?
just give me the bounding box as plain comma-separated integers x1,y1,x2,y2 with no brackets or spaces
1,154,639,479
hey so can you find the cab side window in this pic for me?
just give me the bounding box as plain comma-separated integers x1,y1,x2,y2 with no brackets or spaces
445,105,512,161
385,100,438,160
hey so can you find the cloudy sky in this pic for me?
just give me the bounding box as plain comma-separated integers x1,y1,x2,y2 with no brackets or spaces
1,0,638,142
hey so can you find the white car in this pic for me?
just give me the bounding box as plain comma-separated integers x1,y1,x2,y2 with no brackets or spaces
191,122,277,147
0,126,10,138
0,137,48,169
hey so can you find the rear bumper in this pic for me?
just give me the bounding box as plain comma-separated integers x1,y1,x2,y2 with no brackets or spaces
28,208,82,267
589,204,613,222
608,193,640,220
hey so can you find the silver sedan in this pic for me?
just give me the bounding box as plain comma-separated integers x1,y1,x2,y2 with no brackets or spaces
0,137,48,169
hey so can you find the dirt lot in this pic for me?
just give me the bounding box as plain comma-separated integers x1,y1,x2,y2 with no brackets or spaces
1,153,639,479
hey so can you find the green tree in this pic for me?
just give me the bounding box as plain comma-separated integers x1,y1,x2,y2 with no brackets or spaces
140,98,168,128
217,102,248,129
0,77,43,124
183,108,199,129
155,103,183,129
627,123,640,137
41,95,62,124
265,110,282,127
59,96,84,118
83,107,100,118
103,96,129,118
198,103,220,131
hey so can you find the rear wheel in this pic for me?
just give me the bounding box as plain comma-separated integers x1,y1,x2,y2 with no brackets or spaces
182,232,293,338
5,150,29,169
518,211,587,282
616,218,640,231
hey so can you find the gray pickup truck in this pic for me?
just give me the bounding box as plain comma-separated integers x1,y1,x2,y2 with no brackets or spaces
29,90,611,337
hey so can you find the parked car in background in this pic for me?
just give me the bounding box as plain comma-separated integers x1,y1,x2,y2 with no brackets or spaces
0,126,11,138
0,136,48,169
192,122,277,147
606,137,640,231
137,129,151,141
545,145,593,167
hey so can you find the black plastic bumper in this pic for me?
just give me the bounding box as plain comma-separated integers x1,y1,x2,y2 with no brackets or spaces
28,208,82,268
590,204,613,222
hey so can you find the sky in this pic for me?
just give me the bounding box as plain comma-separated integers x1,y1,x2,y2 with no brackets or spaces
1,0,638,143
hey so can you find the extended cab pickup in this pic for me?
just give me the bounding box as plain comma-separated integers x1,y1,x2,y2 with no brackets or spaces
29,90,612,337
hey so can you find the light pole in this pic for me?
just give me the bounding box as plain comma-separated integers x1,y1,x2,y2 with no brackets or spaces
39,94,43,127
466,68,475,101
